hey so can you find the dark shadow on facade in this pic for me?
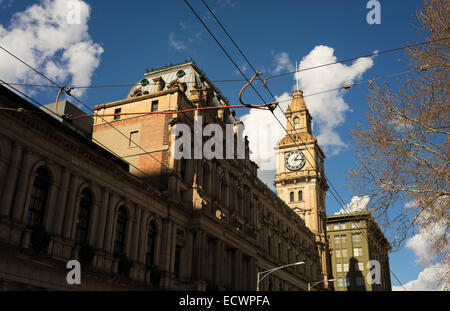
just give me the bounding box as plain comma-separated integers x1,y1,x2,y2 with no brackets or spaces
346,257,366,291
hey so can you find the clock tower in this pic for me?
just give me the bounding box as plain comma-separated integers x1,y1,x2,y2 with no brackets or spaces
275,90,332,287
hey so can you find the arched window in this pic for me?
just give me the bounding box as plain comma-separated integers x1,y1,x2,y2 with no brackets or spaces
202,164,209,191
146,221,157,268
114,206,128,256
289,191,294,203
298,190,303,201
75,189,93,245
26,167,51,226
293,117,300,130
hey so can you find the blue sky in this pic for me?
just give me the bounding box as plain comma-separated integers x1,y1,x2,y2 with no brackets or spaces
0,0,438,290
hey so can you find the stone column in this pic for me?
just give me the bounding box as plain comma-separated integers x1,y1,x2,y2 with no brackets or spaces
0,143,22,217
52,168,70,235
95,187,109,250
103,193,118,254
11,148,33,222
130,205,142,262
138,209,148,264
88,197,101,246
124,204,135,258
185,230,194,280
62,174,79,239
236,250,243,290
200,231,206,280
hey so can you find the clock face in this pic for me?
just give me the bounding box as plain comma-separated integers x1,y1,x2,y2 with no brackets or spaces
285,150,306,171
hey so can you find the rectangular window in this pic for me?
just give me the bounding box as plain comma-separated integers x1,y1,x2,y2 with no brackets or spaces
352,234,362,243
336,263,342,272
337,278,343,287
341,235,347,244
352,221,360,229
151,100,159,112
129,131,139,148
335,249,341,258
354,247,363,257
340,222,347,229
359,262,364,271
343,263,349,272
333,223,340,230
342,248,348,257
335,236,341,244
174,245,181,279
114,108,121,120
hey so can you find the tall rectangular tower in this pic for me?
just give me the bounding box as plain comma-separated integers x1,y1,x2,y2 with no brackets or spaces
275,90,332,288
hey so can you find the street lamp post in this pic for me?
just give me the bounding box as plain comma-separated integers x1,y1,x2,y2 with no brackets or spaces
256,261,305,291
307,279,336,291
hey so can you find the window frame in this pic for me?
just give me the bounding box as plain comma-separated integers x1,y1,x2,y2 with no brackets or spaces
75,188,93,245
26,167,51,227
114,206,128,256
114,108,121,120
151,100,159,112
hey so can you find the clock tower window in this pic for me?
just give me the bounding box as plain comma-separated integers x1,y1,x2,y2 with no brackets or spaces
289,192,294,203
293,117,300,130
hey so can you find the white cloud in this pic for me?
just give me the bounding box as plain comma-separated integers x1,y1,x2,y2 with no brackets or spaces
392,264,448,291
240,46,373,172
0,0,103,97
406,211,449,265
295,46,374,155
335,195,370,215
273,52,295,74
240,92,290,171
393,205,449,291
169,31,187,51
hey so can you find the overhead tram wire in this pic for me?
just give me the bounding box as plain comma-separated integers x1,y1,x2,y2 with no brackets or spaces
1,65,425,115
0,45,172,174
0,79,166,189
183,0,274,110
196,0,407,289
201,0,409,290
264,36,449,80
200,0,349,208
1,36,446,91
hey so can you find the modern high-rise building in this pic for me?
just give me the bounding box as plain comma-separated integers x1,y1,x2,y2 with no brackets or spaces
326,212,392,291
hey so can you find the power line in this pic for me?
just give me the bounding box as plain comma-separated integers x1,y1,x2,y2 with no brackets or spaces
264,36,449,80
0,45,173,178
1,66,423,113
196,0,407,290
0,79,166,189
204,1,408,290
